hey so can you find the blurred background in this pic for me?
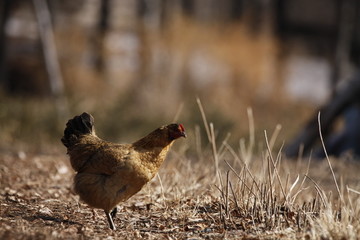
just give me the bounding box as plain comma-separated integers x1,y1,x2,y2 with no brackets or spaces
0,0,359,156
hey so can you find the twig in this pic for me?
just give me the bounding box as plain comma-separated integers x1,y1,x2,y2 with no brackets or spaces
246,107,255,162
223,143,260,193
347,186,360,195
197,97,219,178
317,112,344,204
269,124,282,154
195,125,203,161
225,170,230,216
264,130,287,200
196,98,211,142
156,173,167,208
229,181,240,212
210,123,219,176
224,159,256,197
305,175,327,208
172,102,184,122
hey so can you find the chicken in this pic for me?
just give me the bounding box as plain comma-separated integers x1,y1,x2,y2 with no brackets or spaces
61,112,186,230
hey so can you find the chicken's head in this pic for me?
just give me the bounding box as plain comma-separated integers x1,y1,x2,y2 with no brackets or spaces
167,123,187,140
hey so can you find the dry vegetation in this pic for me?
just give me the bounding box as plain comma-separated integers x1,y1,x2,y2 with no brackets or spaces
1,10,359,239
1,100,360,240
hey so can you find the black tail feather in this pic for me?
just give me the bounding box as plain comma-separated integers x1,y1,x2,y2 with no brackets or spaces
61,112,95,148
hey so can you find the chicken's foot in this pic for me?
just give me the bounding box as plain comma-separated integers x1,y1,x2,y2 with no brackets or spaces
105,210,116,230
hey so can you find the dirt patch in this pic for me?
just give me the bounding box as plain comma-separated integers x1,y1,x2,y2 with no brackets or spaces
0,153,225,239
1,151,360,239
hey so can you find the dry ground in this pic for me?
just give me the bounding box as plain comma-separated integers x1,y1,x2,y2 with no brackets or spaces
1,146,360,240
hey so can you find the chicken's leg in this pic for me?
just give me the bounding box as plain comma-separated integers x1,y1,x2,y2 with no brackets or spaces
110,207,118,218
105,210,116,230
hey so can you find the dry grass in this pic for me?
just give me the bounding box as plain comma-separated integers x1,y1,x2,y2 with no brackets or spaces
2,8,359,239
1,99,360,239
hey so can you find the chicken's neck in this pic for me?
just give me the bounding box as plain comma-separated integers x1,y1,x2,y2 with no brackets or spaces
132,134,172,152
132,131,174,162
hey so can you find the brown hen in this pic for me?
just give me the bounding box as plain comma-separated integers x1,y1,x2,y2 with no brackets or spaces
61,112,186,230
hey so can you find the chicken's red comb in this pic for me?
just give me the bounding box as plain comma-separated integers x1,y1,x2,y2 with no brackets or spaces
179,124,185,132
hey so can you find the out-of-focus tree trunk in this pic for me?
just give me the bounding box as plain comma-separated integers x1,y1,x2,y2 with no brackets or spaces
0,0,11,90
33,0,68,117
330,0,356,93
93,0,109,72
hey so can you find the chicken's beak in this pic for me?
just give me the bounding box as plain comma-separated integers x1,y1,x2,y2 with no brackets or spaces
181,131,187,138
